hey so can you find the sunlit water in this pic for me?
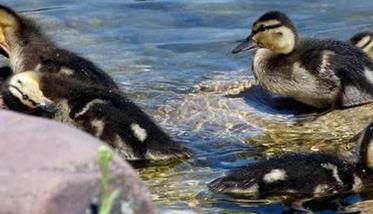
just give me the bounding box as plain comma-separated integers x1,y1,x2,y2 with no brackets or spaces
3,0,373,213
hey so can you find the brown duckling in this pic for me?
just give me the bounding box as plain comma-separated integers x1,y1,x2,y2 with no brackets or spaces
209,121,373,204
233,11,373,109
0,4,117,88
2,71,188,161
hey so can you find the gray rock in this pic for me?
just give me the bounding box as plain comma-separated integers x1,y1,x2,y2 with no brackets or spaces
0,109,155,214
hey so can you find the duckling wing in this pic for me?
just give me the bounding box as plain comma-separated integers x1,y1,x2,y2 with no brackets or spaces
341,82,373,107
334,57,373,108
300,39,373,108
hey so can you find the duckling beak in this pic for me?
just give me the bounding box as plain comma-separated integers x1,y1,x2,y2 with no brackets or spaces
36,99,55,113
232,35,258,54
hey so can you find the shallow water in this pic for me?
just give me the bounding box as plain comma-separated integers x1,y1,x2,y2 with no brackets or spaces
4,0,373,213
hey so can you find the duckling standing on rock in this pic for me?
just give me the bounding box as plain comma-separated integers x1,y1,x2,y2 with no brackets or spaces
2,71,188,161
208,121,373,202
350,31,373,60
233,11,373,109
0,5,117,88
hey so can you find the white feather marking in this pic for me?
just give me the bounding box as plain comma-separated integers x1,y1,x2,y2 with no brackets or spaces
355,36,371,48
34,64,42,72
319,50,334,75
363,39,373,53
313,184,330,195
90,119,105,137
364,67,373,84
74,99,106,118
352,174,363,191
321,163,343,184
263,169,287,183
367,139,373,169
130,123,147,142
59,67,74,76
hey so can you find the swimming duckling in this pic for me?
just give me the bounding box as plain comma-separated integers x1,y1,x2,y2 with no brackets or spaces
208,121,373,199
233,11,373,109
2,71,188,161
350,31,373,60
0,5,117,88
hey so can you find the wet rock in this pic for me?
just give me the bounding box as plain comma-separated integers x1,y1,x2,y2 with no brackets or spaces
0,109,155,214
164,75,373,156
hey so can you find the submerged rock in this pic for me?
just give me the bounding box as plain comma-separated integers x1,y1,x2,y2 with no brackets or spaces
0,110,155,214
162,75,373,155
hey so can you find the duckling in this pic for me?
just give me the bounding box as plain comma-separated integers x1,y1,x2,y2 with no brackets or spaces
350,31,373,60
2,71,188,161
233,11,373,109
208,121,373,199
0,5,117,88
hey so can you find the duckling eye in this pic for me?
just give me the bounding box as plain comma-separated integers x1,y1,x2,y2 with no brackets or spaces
17,80,22,85
258,24,267,32
22,94,29,100
275,32,283,37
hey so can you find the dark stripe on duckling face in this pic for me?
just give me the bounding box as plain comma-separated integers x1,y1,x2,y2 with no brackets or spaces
9,85,38,106
252,23,283,35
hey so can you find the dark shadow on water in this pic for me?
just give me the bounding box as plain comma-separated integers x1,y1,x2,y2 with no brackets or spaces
225,85,324,116
200,191,363,214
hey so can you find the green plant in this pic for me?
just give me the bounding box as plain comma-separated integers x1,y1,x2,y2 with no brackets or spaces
98,145,120,214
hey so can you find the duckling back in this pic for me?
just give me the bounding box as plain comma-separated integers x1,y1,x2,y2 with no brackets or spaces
65,86,188,160
208,153,356,197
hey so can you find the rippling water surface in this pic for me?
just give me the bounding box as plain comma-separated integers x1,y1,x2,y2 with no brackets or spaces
4,0,373,213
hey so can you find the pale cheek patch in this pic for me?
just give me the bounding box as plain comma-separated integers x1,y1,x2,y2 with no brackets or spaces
130,123,147,142
263,169,287,183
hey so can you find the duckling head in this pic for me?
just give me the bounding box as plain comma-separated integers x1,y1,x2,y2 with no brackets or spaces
0,5,22,56
233,11,298,55
4,71,54,113
350,31,373,58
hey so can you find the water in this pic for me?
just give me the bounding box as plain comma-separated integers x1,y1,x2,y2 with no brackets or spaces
3,0,373,213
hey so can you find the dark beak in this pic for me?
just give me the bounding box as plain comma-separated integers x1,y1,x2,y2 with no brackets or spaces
36,99,55,113
232,34,258,54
